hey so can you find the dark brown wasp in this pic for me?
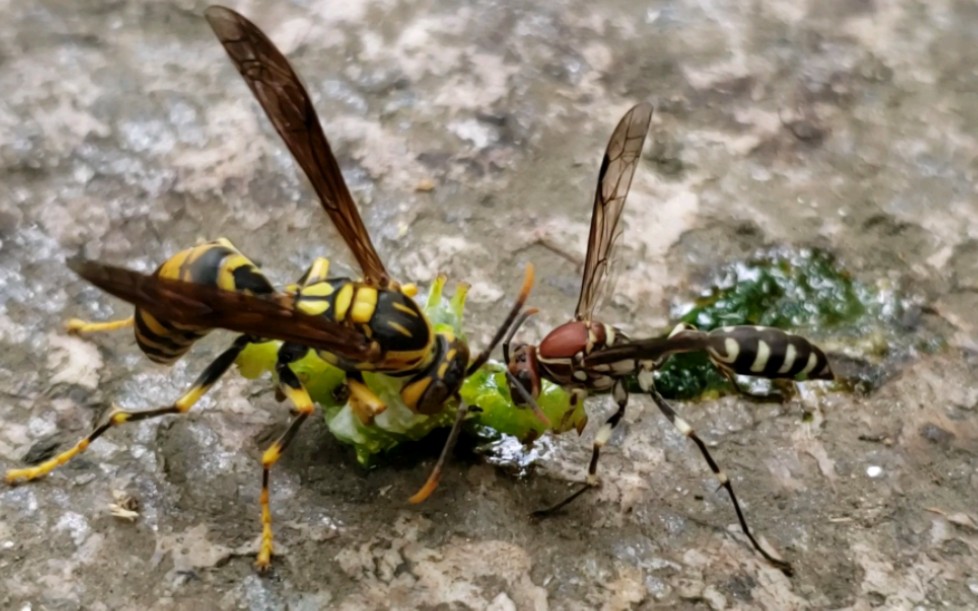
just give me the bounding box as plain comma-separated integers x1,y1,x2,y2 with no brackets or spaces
5,5,540,572
504,103,833,576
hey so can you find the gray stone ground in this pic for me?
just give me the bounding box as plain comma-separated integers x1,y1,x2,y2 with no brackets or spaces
2,0,977,609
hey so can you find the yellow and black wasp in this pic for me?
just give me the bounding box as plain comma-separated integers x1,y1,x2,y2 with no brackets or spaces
5,5,538,572
503,103,834,576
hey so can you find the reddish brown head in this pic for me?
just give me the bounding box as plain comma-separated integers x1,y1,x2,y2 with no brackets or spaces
506,320,604,404
537,320,596,360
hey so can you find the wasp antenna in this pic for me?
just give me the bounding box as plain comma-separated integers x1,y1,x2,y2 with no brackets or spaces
466,265,537,376
518,262,535,301
501,307,539,367
408,402,470,504
505,369,551,427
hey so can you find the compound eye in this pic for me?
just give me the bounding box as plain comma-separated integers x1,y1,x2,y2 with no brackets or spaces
507,343,527,367
414,344,467,414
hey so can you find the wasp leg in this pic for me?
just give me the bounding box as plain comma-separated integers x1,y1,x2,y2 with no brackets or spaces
408,400,469,504
532,386,624,518
716,367,793,403
346,371,387,424
65,316,135,335
643,378,794,576
289,257,331,291
256,343,319,571
5,335,252,485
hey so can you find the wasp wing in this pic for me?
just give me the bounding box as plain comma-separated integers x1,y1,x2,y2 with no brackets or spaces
68,258,376,362
583,331,708,367
587,328,834,381
574,102,653,321
205,6,390,287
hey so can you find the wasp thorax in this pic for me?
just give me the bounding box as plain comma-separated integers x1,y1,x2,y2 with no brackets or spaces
538,321,588,359
538,320,612,361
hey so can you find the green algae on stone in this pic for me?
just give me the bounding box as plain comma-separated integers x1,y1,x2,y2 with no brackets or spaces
653,249,881,399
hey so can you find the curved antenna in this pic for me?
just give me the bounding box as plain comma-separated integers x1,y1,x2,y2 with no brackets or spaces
408,264,542,504
407,401,471,505
407,368,552,505
466,264,535,376
501,308,539,366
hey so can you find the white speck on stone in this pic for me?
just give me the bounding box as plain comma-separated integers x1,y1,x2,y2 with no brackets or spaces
467,279,504,303
56,511,92,547
27,414,57,438
867,465,883,478
0,312,29,344
968,580,978,596
46,332,103,389
6,487,40,512
702,584,728,610
751,166,772,182
486,592,516,611
73,162,95,185
2,540,14,549
448,118,497,149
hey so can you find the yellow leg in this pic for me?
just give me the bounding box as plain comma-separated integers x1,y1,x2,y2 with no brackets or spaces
286,258,331,294
5,336,249,485
257,364,316,571
347,374,387,424
65,316,134,335
300,258,331,285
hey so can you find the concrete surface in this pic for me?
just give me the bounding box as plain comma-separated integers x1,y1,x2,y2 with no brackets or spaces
1,0,977,609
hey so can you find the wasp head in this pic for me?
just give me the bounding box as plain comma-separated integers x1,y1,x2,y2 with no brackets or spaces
401,332,470,415
505,342,541,405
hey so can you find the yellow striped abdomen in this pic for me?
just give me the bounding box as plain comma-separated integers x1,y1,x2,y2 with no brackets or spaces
135,238,274,364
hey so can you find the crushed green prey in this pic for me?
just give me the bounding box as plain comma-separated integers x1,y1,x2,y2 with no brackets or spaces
235,275,586,466
651,248,919,399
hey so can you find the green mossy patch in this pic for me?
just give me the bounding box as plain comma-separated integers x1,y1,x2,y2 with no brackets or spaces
653,249,901,399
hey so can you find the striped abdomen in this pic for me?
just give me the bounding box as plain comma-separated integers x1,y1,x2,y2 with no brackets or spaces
704,326,833,380
135,238,274,364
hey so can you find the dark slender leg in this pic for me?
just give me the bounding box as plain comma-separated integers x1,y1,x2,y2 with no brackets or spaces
640,370,793,576
532,383,627,518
